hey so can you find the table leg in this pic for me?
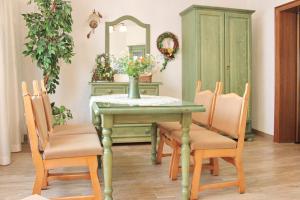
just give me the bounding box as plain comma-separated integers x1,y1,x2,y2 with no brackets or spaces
102,114,113,200
151,123,158,164
93,114,103,168
181,113,192,200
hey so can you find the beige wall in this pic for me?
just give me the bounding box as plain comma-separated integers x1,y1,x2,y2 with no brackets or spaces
14,0,295,136
250,0,291,135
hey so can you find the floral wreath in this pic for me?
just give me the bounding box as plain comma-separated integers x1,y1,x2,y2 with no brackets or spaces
156,32,179,71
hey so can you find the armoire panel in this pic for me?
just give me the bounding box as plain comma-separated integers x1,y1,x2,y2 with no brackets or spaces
225,12,250,96
182,10,198,101
198,10,225,91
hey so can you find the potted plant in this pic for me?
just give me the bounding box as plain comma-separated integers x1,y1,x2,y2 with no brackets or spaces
22,0,74,125
112,54,156,99
91,54,115,82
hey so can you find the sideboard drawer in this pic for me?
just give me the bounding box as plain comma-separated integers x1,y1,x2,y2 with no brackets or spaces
139,87,159,95
92,86,126,96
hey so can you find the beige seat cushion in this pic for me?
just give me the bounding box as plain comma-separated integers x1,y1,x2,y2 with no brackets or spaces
51,124,96,135
188,130,237,150
158,122,205,134
43,133,102,159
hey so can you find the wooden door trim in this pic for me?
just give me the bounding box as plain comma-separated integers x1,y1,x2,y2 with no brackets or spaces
275,0,300,12
275,0,300,143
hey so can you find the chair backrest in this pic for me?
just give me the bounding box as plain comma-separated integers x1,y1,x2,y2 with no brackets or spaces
192,81,222,128
31,81,49,150
211,83,250,140
22,81,47,162
40,80,54,132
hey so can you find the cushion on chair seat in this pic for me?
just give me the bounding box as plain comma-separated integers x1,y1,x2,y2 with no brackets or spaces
51,124,96,135
158,122,205,134
167,129,204,143
43,133,102,159
170,129,237,150
189,130,237,150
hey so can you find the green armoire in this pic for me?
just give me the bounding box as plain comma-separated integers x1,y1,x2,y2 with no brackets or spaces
180,5,255,140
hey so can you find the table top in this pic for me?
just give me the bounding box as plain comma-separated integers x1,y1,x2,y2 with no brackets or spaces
91,94,205,115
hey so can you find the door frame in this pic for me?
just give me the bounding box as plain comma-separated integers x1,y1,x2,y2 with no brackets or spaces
275,0,300,143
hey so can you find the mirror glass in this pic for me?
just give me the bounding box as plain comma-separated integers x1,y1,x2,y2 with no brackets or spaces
107,18,148,58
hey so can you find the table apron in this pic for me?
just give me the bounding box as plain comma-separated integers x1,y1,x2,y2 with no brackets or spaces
109,113,183,124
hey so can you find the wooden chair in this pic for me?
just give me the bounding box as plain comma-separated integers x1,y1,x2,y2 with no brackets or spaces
177,83,250,199
22,81,103,200
156,81,222,179
37,80,96,135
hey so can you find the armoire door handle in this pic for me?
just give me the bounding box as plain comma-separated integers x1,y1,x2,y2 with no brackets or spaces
226,65,230,70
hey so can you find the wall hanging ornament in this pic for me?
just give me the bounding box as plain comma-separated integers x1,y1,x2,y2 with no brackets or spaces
87,10,102,39
156,32,179,72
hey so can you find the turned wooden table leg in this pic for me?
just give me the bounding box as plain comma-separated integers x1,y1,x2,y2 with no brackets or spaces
102,114,113,200
181,113,192,200
151,123,158,165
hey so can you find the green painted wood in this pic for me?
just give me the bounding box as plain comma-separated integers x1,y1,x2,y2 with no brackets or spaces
150,123,158,164
225,12,250,95
128,45,146,57
101,114,113,200
182,9,198,101
90,82,160,96
105,15,150,55
90,82,160,143
181,6,254,140
95,103,205,115
113,113,183,124
93,101,205,200
180,5,255,16
225,12,253,140
198,9,225,91
181,113,192,199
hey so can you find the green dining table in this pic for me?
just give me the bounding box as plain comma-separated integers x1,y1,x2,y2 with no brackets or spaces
91,95,205,200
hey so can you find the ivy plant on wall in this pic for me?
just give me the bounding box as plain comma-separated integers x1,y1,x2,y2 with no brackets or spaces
23,0,74,124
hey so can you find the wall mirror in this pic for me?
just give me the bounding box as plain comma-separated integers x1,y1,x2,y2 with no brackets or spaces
105,15,150,58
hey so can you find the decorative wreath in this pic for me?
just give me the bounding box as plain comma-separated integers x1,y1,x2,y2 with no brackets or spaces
156,32,179,71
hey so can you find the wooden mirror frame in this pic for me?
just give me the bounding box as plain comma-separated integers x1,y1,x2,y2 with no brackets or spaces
105,15,150,55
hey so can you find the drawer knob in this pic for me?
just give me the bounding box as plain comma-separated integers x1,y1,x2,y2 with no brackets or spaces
107,89,113,94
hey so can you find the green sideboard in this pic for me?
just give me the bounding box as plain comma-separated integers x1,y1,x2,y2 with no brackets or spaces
90,81,160,143
180,5,255,140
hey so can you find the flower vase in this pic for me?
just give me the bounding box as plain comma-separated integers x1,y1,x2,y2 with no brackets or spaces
128,76,141,99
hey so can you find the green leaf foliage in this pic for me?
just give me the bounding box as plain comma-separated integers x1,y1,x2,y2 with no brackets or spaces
51,102,73,126
22,0,74,94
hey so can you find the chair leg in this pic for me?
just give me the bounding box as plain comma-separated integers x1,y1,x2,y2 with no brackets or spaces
190,151,203,200
156,132,165,164
209,158,219,176
32,168,45,195
168,147,176,178
235,157,246,194
170,146,180,180
42,170,49,189
88,156,102,200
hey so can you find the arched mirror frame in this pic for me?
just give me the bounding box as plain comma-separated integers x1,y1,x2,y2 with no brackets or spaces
105,15,150,55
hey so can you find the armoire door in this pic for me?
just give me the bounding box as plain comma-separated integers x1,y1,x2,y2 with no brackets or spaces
225,12,251,96
198,10,225,91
